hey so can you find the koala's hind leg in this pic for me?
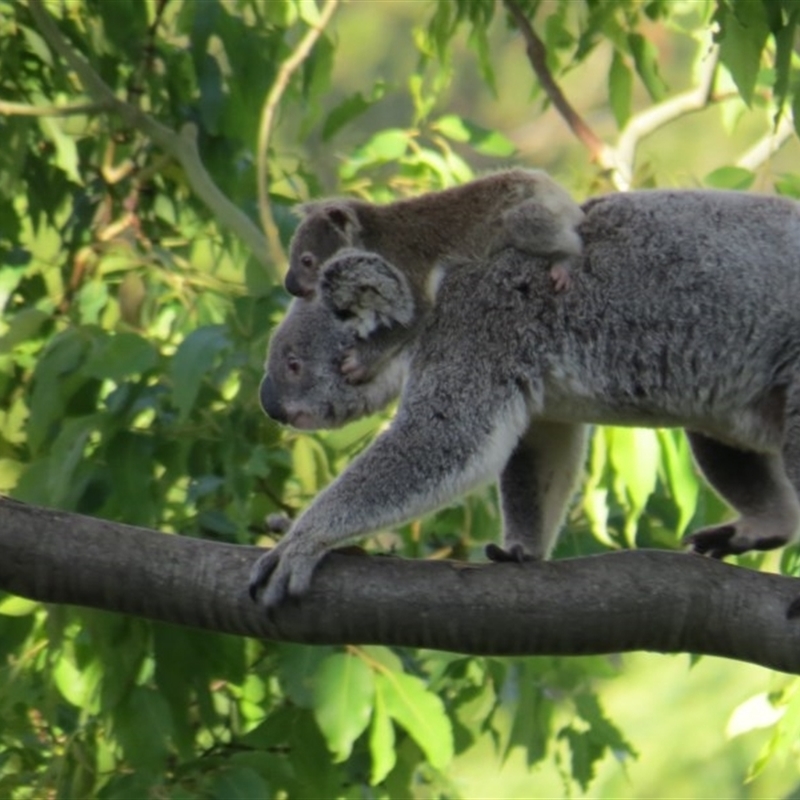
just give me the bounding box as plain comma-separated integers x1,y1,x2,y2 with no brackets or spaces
486,421,588,563
685,431,800,558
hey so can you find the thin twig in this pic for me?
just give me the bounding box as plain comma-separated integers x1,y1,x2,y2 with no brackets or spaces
503,0,616,172
27,0,273,276
256,0,340,276
0,98,110,116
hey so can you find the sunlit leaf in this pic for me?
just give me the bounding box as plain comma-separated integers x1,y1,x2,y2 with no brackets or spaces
370,680,396,784
378,670,453,769
170,325,229,421
704,166,755,190
312,653,375,761
609,50,632,129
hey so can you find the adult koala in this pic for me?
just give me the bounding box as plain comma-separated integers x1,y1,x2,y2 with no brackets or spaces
252,189,800,609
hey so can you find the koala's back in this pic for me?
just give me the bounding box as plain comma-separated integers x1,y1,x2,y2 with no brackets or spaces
421,190,800,451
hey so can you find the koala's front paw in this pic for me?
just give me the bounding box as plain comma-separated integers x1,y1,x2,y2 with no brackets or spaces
340,347,369,385
248,538,324,609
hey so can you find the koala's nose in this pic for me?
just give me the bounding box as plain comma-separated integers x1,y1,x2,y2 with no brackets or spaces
259,375,287,423
284,271,313,299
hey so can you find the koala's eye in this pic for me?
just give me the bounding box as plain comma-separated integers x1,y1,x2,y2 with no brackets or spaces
300,253,315,269
286,354,302,376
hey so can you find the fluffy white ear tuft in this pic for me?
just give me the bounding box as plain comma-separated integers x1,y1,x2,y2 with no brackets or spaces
319,248,415,338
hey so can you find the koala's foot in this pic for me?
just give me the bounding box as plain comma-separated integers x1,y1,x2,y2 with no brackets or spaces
265,512,292,533
685,522,790,559
485,542,536,564
248,538,325,609
549,260,571,292
340,348,369,385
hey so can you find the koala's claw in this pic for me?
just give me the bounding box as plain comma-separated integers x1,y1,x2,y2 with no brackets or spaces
685,524,788,559
248,541,323,608
485,542,534,563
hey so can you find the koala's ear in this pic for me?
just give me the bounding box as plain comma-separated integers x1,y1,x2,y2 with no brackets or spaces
319,248,415,338
297,201,362,240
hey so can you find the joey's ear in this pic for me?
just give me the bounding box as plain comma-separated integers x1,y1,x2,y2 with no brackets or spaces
319,248,415,338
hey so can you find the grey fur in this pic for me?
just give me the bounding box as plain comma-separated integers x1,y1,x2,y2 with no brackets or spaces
286,169,584,382
251,188,800,608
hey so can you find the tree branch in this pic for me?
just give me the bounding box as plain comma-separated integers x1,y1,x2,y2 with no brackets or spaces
256,0,340,275
615,47,719,186
0,98,110,116
503,0,617,175
2,498,800,674
737,114,796,172
27,0,274,278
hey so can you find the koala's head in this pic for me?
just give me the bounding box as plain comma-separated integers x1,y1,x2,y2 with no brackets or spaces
261,249,415,430
286,201,363,298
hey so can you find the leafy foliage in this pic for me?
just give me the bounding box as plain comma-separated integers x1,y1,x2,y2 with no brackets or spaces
2,0,800,796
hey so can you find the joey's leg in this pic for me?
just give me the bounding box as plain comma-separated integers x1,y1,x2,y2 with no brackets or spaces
249,397,529,607
486,421,587,563
685,432,800,558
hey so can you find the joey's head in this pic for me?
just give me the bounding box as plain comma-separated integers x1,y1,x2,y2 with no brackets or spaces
261,250,414,430
286,200,364,298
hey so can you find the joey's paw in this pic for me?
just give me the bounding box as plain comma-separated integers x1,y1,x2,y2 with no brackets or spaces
549,262,572,292
340,348,369,385
485,542,535,564
248,540,324,609
685,524,788,559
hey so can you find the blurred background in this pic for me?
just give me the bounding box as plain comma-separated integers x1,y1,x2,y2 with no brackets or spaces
2,0,800,796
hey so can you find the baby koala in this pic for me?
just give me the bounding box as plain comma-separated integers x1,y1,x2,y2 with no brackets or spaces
284,169,584,384
261,250,414,430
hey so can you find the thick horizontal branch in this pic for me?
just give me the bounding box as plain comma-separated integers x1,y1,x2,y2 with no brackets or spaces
2,498,800,673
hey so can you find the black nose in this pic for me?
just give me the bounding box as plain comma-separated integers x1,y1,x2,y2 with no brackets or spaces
259,375,286,422
284,271,313,298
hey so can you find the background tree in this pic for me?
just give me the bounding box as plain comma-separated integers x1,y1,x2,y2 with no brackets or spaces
2,0,800,796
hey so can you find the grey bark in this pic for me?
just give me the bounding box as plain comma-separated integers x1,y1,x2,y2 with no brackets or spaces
2,498,800,673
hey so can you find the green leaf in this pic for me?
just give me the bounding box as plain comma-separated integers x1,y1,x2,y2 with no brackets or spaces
704,166,755,190
322,83,386,141
209,767,270,800
434,114,516,156
111,687,173,769
83,333,159,381
627,33,667,101
37,116,81,184
170,325,229,421
657,429,699,537
370,680,396,784
366,129,410,161
278,644,335,709
292,436,331,495
378,670,454,770
0,595,40,616
609,50,632,129
312,653,375,762
715,1,769,106
607,427,659,547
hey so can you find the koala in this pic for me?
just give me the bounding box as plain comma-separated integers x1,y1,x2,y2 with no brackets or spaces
251,188,800,610
286,169,584,382
260,253,413,429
